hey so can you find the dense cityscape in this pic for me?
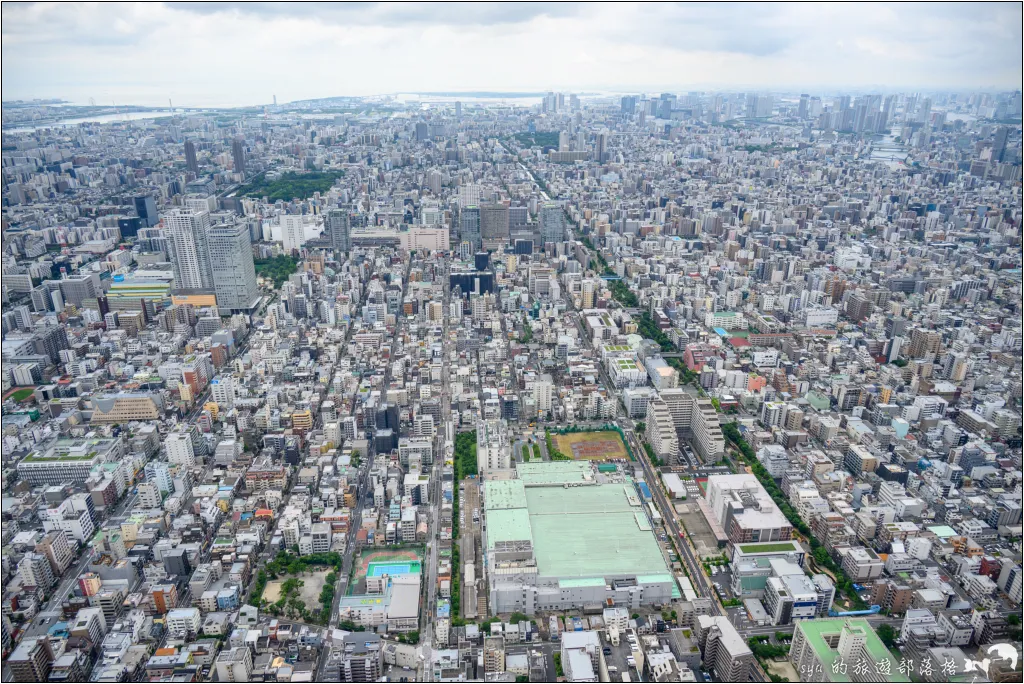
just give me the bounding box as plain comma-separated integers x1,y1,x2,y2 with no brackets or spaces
2,6,1023,684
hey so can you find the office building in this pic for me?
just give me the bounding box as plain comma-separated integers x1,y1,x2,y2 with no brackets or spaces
231,139,246,174
705,474,792,544
57,273,101,307
208,221,259,311
326,207,352,253
460,206,481,250
480,203,509,251
184,140,199,174
134,194,158,227
540,203,566,245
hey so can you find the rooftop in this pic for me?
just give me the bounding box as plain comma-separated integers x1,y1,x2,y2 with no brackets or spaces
796,618,909,683
485,470,671,579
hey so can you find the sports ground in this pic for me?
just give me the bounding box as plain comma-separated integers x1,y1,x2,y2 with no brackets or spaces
349,548,423,593
553,430,628,461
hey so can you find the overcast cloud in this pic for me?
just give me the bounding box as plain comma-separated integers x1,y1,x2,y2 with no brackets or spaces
2,2,1020,107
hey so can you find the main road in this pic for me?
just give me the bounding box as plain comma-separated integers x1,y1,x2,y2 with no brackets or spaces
421,252,453,682
315,250,379,680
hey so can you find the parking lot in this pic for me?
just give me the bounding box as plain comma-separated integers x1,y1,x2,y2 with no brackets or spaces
603,631,635,680
675,501,723,560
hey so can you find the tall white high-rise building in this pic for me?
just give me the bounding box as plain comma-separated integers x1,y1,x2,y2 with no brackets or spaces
210,375,235,410
164,209,213,290
476,420,510,472
165,432,196,467
281,214,308,252
533,379,553,413
458,183,484,207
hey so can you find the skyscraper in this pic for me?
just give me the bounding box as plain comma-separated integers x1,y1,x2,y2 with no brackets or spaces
164,209,214,290
184,140,199,175
134,194,158,227
208,221,259,311
658,93,676,119
595,132,607,163
231,139,246,174
540,203,565,245
480,203,509,251
460,206,481,250
325,207,351,254
993,127,1009,163
415,122,429,141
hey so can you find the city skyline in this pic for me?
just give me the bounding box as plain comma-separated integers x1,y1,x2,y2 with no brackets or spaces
0,3,1021,682
2,2,1021,108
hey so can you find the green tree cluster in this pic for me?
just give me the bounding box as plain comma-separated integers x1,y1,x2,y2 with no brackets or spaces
637,312,676,352
319,572,337,617
747,637,789,660
513,131,560,149
238,170,344,202
338,619,367,632
254,255,299,288
545,430,570,461
454,431,478,478
643,441,663,468
449,431,478,626
607,278,639,307
876,624,902,651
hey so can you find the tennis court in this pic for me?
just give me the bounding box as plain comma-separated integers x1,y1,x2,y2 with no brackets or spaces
367,561,422,577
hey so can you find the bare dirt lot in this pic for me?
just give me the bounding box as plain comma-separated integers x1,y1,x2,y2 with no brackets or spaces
262,569,331,611
554,431,628,460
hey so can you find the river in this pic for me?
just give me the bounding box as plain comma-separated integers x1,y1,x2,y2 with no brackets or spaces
3,110,178,133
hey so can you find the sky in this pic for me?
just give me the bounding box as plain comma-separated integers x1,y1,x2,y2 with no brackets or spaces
2,2,1021,108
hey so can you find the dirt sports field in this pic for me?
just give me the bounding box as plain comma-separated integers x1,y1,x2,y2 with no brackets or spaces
554,431,628,461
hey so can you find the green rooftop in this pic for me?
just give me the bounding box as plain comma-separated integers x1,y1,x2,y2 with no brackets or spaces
796,618,909,683
738,541,801,554
525,484,670,578
516,461,590,485
22,452,98,463
485,465,671,580
558,577,605,588
484,508,533,550
483,480,527,510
